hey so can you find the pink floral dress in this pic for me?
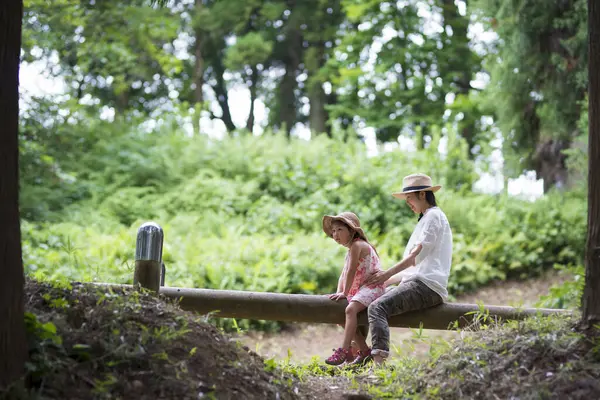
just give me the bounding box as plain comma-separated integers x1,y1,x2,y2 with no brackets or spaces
340,241,386,306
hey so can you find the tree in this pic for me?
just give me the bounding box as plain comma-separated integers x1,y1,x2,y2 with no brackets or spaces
224,32,273,133
327,0,481,147
0,0,27,390
22,0,181,116
439,0,482,157
182,0,284,135
303,0,343,137
582,0,600,327
476,0,587,191
269,0,304,136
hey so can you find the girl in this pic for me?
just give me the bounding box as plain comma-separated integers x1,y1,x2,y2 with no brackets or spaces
322,212,385,366
365,173,453,366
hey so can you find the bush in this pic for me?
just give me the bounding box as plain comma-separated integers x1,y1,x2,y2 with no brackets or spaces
20,122,586,329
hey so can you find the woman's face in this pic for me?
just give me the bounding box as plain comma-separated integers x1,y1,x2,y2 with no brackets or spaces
331,221,353,247
405,192,428,214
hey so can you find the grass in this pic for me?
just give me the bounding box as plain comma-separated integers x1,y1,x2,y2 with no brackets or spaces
267,314,600,399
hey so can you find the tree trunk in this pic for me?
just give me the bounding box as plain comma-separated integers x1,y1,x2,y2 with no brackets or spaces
0,0,27,389
212,56,236,133
278,18,302,137
582,0,600,327
115,89,130,115
533,138,570,192
307,43,329,137
414,121,425,150
245,66,258,133
441,0,476,156
193,0,204,135
309,83,328,136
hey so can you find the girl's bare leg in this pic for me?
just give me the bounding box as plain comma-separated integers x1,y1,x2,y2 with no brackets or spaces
353,328,370,353
342,301,366,349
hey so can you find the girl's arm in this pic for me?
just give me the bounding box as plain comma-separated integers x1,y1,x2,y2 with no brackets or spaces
336,275,343,293
342,242,363,296
329,274,347,300
329,266,347,300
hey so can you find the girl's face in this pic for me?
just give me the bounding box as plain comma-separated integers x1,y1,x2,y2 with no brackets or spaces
405,192,428,214
331,221,353,247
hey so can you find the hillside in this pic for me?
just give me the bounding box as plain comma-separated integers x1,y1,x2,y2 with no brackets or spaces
7,274,598,400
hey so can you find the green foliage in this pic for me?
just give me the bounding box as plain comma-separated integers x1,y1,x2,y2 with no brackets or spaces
329,0,482,147
224,32,273,70
355,314,599,399
24,312,65,384
22,0,486,149
563,96,589,187
474,0,588,178
537,264,585,309
21,120,585,331
22,0,182,113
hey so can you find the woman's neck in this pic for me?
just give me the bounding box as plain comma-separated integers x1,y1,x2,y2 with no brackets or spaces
420,204,435,214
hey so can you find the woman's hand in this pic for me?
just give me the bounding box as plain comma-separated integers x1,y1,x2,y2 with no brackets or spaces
364,270,391,286
328,292,347,301
383,274,403,288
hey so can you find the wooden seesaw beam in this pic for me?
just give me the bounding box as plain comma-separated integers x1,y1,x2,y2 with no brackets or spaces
129,222,571,331
157,286,569,330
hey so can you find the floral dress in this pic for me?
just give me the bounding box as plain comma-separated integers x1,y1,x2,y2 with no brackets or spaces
340,241,386,306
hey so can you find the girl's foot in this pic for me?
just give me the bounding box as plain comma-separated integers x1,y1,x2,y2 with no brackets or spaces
325,347,352,366
347,348,372,366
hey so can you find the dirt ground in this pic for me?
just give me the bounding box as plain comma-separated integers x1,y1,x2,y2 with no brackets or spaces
236,270,571,364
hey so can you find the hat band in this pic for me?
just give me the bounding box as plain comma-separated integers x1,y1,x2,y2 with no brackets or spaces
402,185,431,192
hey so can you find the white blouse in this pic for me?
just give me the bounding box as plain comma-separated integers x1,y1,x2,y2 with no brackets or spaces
398,206,453,300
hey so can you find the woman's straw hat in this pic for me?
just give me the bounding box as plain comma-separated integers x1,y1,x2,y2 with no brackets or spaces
392,173,441,199
322,212,368,241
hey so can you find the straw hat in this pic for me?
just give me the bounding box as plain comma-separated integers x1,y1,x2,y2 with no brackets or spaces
322,212,368,241
392,173,441,199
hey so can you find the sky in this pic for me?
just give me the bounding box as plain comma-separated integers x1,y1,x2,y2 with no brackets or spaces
18,0,544,200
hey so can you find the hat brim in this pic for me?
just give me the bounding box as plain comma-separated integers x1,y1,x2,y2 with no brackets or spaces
392,185,441,200
322,215,367,241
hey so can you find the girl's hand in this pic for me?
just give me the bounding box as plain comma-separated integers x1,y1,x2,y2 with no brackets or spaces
329,292,347,301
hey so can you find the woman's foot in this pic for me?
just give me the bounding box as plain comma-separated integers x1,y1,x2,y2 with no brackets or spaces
325,347,352,366
372,354,386,366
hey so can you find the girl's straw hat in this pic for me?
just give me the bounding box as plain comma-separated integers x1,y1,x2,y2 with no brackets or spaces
392,173,441,199
322,212,368,241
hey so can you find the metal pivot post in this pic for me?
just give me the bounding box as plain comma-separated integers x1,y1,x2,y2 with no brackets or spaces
133,222,164,292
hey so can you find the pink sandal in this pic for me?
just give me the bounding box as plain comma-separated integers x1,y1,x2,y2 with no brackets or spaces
325,347,352,365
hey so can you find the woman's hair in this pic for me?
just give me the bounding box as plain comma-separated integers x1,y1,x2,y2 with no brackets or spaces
418,191,437,221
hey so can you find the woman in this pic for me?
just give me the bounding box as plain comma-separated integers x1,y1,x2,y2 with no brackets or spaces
364,173,453,365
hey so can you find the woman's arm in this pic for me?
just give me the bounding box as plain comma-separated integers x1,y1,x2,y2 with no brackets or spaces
365,246,420,286
384,274,403,287
366,214,442,286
